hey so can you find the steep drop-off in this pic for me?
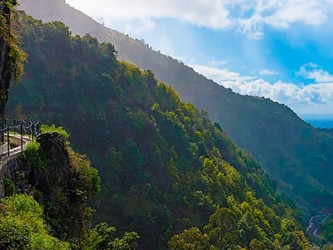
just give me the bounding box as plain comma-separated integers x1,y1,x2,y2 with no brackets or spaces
7,13,311,249
16,0,333,212
1,0,25,140
1,132,100,244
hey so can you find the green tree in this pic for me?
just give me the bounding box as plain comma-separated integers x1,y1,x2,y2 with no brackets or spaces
0,194,70,249
84,222,139,250
168,227,210,250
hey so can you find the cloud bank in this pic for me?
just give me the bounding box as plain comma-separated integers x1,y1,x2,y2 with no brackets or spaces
191,64,333,115
66,0,333,36
299,63,333,83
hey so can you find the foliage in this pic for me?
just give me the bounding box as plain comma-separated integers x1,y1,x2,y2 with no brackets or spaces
7,14,310,249
168,227,210,250
319,216,333,245
22,141,47,169
68,147,101,196
0,2,26,81
19,127,102,244
41,124,70,140
84,222,139,250
3,178,16,196
0,194,70,249
18,0,333,219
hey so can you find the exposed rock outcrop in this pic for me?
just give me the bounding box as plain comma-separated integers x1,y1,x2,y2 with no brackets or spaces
0,132,89,240
30,132,71,195
0,132,70,197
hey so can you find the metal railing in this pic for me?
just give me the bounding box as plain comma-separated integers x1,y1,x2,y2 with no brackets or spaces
0,118,41,158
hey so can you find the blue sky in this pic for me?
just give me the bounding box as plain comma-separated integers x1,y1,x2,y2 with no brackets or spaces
65,0,333,118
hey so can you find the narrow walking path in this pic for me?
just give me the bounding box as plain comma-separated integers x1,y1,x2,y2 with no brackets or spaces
0,118,40,163
0,134,31,166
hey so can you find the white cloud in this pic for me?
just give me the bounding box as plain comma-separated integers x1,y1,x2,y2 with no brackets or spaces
264,0,328,28
235,0,330,37
259,69,278,76
66,0,231,31
192,64,333,115
65,0,333,37
190,64,255,82
299,63,333,83
222,80,333,106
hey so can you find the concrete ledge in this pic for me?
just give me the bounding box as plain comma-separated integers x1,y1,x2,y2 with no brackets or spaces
0,143,8,155
0,134,31,162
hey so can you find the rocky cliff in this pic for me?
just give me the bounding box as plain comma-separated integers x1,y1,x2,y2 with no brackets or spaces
0,0,25,140
0,131,100,242
0,0,12,135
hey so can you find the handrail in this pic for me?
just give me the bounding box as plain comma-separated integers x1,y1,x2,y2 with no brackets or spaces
0,118,41,159
0,134,30,159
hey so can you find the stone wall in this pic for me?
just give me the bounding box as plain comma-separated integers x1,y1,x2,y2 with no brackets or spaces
0,153,23,198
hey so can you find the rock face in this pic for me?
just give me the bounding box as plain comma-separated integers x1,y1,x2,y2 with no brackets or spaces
0,38,10,97
0,1,11,139
0,132,85,239
0,132,70,197
0,36,11,109
0,154,23,197
31,132,71,195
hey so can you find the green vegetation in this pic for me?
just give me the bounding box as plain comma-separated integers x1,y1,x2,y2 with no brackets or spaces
3,178,16,196
5,14,312,249
40,124,70,140
0,0,26,81
0,0,26,144
322,219,333,242
84,222,140,250
2,127,139,249
0,194,70,249
168,227,210,250
21,132,101,244
0,191,138,250
317,216,333,248
18,0,333,214
23,141,47,169
1,5,141,250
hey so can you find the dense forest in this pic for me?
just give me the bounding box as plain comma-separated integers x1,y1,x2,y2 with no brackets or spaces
17,0,333,214
3,12,313,249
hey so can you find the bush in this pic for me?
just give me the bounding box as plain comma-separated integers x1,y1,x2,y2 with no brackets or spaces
4,178,15,196
0,194,70,249
40,124,69,140
23,141,47,169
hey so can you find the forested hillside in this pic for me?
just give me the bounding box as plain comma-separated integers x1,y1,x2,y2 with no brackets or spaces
17,0,333,213
5,13,312,249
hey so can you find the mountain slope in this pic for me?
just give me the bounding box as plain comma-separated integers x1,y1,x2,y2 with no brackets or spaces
16,0,333,212
7,13,310,249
